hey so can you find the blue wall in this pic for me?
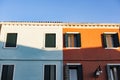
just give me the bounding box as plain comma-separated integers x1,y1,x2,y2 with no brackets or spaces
0,61,63,80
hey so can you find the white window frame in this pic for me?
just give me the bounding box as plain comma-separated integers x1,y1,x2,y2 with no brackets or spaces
64,32,81,49
103,32,119,49
107,64,120,80
43,33,57,49
3,33,18,49
65,63,82,80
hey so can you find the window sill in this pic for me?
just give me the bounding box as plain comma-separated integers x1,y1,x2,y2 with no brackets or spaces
3,46,18,49
64,47,81,49
42,47,59,50
105,47,119,49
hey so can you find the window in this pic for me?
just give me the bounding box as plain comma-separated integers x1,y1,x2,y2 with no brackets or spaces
44,65,56,80
64,33,81,48
45,33,56,48
64,64,83,80
1,65,14,80
5,33,18,47
107,64,120,80
101,33,119,48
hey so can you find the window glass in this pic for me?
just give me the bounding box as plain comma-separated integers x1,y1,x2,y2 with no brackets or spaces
45,34,56,47
64,33,81,47
1,65,14,80
107,65,120,80
5,33,17,47
101,33,119,48
44,65,56,80
64,65,83,80
69,69,78,80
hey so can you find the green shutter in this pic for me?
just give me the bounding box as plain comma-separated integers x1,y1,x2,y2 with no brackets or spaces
76,33,81,47
1,65,14,80
45,34,56,47
5,33,17,47
101,34,107,48
64,65,69,80
77,65,83,80
112,33,119,47
44,65,56,80
44,65,50,80
117,66,120,80
65,34,68,47
63,34,66,47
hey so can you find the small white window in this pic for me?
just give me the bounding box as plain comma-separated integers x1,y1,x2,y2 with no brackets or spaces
64,64,83,80
44,65,56,80
5,33,18,47
64,33,81,48
102,33,119,48
1,65,14,80
45,33,56,48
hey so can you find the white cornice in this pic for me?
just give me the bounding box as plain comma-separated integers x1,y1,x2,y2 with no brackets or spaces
0,21,120,28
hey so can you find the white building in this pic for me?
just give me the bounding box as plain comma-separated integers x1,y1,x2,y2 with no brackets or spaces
0,22,63,80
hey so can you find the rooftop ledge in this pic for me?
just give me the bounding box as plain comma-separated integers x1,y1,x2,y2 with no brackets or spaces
0,21,120,28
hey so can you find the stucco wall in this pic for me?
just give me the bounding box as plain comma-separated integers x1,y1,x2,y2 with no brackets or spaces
0,61,63,80
0,24,63,60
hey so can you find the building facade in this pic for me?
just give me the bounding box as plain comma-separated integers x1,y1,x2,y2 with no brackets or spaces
0,22,120,80
0,22,63,80
63,23,120,80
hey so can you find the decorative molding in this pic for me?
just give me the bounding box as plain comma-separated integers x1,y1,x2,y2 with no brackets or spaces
0,22,120,28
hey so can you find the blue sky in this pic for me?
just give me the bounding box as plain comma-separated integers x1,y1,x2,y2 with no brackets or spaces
0,0,120,23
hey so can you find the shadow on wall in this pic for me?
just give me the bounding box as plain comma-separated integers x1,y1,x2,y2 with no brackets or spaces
0,41,62,60
63,47,120,60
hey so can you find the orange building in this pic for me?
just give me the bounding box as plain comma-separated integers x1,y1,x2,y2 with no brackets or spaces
63,23,120,80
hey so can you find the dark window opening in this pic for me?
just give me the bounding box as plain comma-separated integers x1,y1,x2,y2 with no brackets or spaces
44,65,56,80
1,65,14,80
64,33,81,47
45,34,56,47
101,33,119,48
5,33,17,47
64,65,83,80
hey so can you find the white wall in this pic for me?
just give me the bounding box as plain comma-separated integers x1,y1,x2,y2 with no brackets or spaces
0,23,63,60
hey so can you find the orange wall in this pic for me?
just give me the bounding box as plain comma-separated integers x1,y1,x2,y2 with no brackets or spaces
63,28,120,60
63,28,120,48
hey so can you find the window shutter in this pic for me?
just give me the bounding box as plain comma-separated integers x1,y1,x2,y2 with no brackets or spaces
1,65,14,80
76,33,81,47
7,65,14,80
112,33,119,47
64,65,69,80
51,65,56,80
117,66,120,80
77,65,83,80
44,65,56,80
44,65,50,80
106,65,111,80
101,34,107,48
1,65,8,80
65,34,68,47
63,34,67,47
